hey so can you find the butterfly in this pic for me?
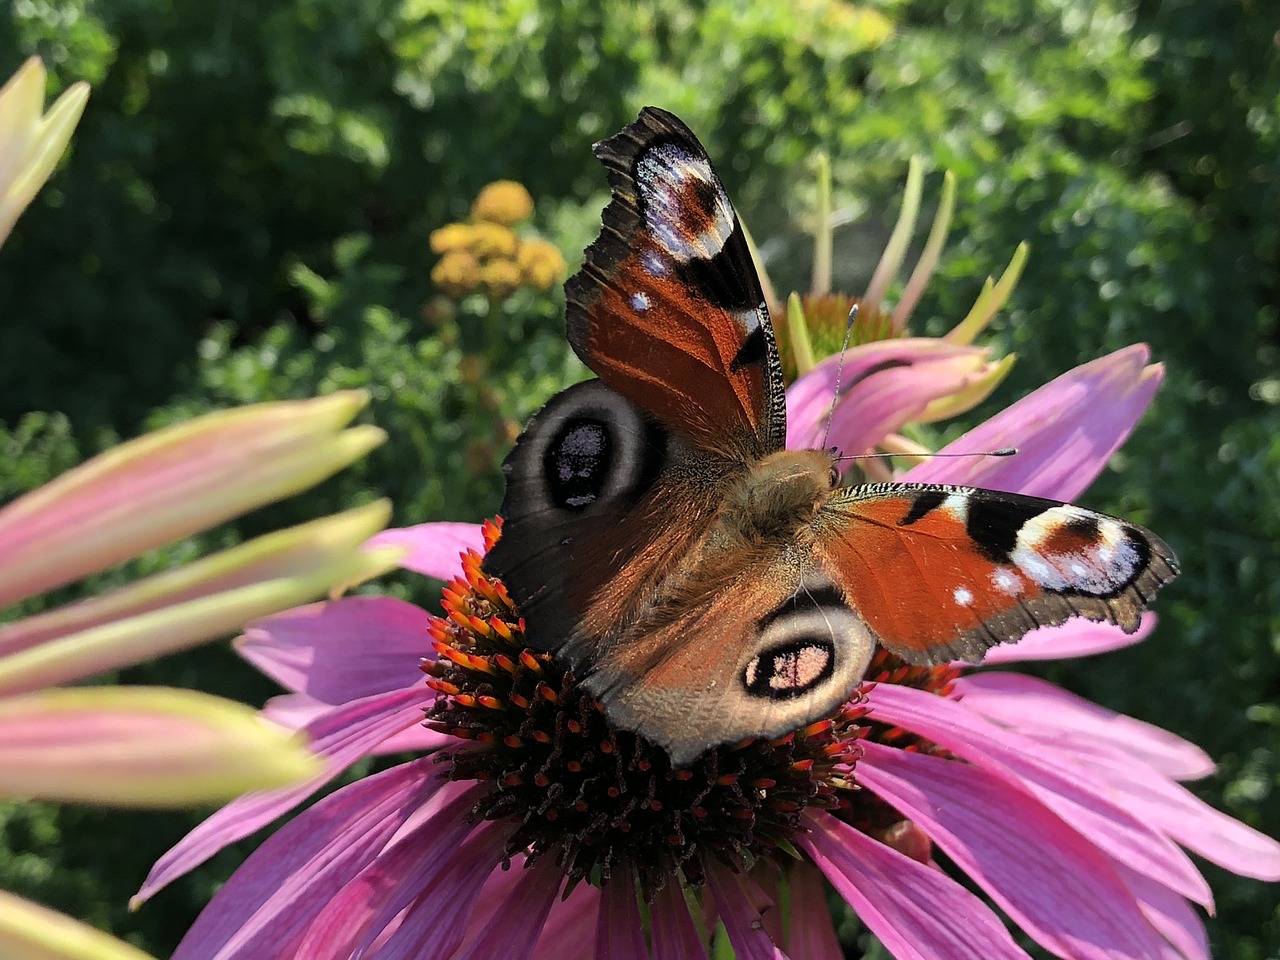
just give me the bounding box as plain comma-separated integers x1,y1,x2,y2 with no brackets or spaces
482,107,1179,768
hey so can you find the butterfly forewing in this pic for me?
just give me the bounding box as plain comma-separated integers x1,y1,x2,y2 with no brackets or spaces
566,107,787,458
814,484,1180,665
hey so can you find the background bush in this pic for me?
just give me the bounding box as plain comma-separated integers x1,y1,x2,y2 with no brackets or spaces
1,0,1276,955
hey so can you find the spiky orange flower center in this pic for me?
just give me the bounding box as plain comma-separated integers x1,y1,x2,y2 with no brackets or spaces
421,519,956,889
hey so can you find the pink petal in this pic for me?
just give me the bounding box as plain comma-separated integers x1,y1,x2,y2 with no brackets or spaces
955,671,1215,780
297,797,503,959
866,683,1213,906
136,685,427,903
786,865,843,960
0,686,319,807
1069,747,1280,881
260,692,447,756
168,756,448,960
594,869,649,960
650,877,709,960
0,392,381,608
1116,863,1210,960
903,344,1161,500
858,740,1168,958
0,500,390,659
797,811,1032,960
453,856,564,960
457,853,528,944
979,615,1156,664
348,818,508,960
236,596,432,704
706,867,788,960
748,862,787,947
364,522,484,580
371,722,450,755
532,881,600,960
258,693,328,730
787,339,990,452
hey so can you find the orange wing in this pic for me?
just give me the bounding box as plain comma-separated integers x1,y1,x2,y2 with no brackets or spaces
566,107,786,459
812,483,1179,665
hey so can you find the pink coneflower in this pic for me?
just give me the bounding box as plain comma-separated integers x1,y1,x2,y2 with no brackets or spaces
137,344,1280,960
0,391,397,960
0,55,399,960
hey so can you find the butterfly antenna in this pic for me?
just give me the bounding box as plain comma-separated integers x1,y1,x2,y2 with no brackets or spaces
833,447,1018,464
821,304,861,451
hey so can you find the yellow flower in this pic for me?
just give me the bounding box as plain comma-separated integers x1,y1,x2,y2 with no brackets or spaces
429,221,476,255
0,57,89,247
516,237,567,291
466,221,519,259
479,257,522,300
431,249,481,297
471,179,534,225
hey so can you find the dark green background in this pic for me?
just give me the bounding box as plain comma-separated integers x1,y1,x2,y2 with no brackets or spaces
1,0,1276,956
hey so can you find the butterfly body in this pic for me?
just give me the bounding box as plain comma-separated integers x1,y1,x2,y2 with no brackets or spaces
483,108,1179,767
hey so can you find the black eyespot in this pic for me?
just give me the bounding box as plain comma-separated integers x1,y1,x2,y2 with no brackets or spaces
742,639,835,700
544,418,611,510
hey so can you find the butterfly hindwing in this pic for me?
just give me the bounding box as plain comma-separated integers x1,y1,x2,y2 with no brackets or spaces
566,107,787,459
485,383,880,768
813,483,1180,665
583,554,877,768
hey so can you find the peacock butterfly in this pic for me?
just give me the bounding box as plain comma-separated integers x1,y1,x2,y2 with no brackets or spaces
482,108,1179,767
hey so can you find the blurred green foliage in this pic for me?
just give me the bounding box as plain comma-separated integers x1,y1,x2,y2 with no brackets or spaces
1,0,1276,956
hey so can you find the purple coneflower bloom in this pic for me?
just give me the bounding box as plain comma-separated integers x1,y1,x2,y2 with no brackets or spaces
137,343,1280,960
0,56,397,960
0,391,394,960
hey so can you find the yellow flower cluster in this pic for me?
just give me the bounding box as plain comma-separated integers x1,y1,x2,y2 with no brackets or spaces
430,180,566,301
471,179,534,225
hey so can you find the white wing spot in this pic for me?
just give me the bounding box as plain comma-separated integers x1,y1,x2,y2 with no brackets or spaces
953,587,974,607
991,568,1023,595
1011,508,1140,594
630,292,651,312
640,248,668,277
733,304,763,333
636,144,734,262
942,493,970,522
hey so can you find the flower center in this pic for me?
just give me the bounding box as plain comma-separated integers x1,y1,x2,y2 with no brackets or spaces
422,520,961,891
423,522,871,893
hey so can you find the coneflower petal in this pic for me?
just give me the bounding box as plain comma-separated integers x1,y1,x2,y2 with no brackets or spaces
236,596,433,705
798,811,1032,960
136,686,428,904
858,740,1169,958
955,671,1216,781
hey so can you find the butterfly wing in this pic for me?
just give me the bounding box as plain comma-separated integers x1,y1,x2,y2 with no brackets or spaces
488,387,879,768
484,379,729,663
566,106,787,459
812,483,1180,665
486,108,788,665
583,552,877,768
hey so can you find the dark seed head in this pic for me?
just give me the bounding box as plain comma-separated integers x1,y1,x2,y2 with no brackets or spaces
421,520,958,895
